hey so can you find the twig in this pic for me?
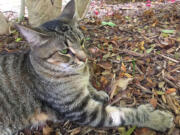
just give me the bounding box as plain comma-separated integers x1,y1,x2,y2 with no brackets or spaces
166,95,179,114
157,102,167,110
81,128,93,135
169,66,180,73
157,53,180,63
3,11,16,13
164,74,176,82
163,77,179,89
135,65,144,75
118,49,149,57
110,96,122,105
136,83,153,94
126,98,137,107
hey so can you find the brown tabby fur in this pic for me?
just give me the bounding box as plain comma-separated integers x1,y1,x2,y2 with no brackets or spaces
0,0,173,134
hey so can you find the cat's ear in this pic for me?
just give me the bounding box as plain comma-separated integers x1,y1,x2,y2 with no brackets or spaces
58,0,76,23
15,24,48,47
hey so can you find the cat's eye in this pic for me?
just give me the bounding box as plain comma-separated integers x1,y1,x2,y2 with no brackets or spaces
59,49,69,54
80,39,85,46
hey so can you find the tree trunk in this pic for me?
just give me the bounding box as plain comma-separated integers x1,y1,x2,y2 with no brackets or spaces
26,0,62,27
19,0,25,22
76,0,90,19
0,12,9,35
26,0,90,27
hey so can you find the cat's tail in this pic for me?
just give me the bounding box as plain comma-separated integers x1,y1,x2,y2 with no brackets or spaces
68,97,173,132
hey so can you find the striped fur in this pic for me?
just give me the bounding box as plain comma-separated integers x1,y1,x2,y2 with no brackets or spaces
0,0,173,134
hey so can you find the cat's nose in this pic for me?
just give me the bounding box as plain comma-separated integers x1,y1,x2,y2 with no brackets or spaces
69,47,87,62
76,50,87,62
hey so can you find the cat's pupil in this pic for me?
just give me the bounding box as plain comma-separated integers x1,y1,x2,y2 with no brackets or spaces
80,39,85,46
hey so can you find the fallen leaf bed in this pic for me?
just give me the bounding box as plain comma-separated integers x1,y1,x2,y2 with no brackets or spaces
0,1,179,135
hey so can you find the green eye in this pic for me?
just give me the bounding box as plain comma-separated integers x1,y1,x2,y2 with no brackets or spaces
59,49,68,54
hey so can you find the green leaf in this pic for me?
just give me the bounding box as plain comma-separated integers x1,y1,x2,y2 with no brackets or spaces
125,126,136,135
103,52,111,59
162,33,169,37
161,29,175,34
146,44,155,54
15,37,22,42
146,48,153,53
175,52,180,59
156,51,161,54
133,48,138,52
156,90,165,95
118,127,126,135
97,44,101,48
125,16,130,20
102,21,116,27
116,55,121,61
108,44,113,51
85,37,91,41
10,30,17,34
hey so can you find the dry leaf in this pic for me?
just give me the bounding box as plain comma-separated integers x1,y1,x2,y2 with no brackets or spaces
100,76,109,87
70,128,81,135
166,88,176,94
124,73,133,78
139,41,145,51
110,78,133,99
98,62,112,70
43,126,53,135
175,115,180,127
151,20,158,27
135,128,156,135
166,95,180,114
150,98,157,108
158,81,165,88
121,62,126,72
80,26,87,31
161,94,167,103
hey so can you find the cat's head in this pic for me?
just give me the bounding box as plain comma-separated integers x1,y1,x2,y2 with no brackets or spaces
16,0,87,72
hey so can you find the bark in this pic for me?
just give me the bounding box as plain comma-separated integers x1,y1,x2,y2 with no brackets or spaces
26,0,90,27
26,0,62,27
0,12,9,35
76,0,90,19
19,0,25,22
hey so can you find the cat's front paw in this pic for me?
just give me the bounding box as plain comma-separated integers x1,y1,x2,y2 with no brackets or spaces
93,90,109,103
1,128,13,135
138,104,174,132
147,110,174,132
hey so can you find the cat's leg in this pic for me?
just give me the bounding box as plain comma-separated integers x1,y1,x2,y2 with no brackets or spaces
135,104,173,131
121,104,174,131
77,98,173,132
88,84,109,103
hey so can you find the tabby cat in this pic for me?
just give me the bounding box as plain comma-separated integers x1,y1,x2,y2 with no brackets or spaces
0,0,173,134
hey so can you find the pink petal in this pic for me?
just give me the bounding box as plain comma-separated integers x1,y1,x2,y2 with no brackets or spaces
94,10,99,15
146,3,151,7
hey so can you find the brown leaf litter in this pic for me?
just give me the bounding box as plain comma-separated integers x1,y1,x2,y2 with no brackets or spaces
0,0,180,135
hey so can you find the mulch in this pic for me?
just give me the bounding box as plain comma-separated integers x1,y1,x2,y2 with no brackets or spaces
0,0,179,135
